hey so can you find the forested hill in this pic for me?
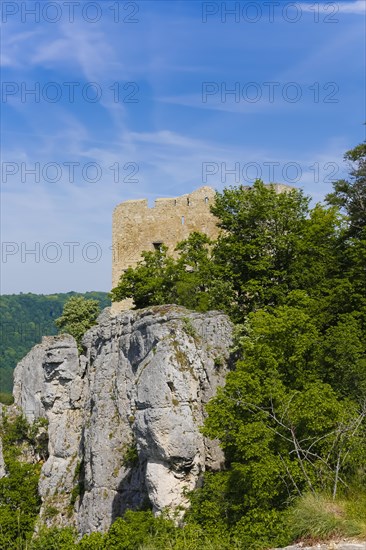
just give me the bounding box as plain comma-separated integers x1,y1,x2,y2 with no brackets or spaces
0,292,110,395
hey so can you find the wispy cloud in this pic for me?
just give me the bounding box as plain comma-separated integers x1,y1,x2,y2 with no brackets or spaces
299,1,365,15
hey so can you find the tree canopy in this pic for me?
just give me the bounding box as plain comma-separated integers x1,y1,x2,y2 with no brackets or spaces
54,295,101,348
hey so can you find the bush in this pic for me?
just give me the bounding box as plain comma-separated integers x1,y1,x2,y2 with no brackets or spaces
55,296,100,350
76,531,106,549
0,414,42,549
30,526,77,549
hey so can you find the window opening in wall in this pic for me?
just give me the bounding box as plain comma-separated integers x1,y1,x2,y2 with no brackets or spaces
153,241,163,251
181,216,185,225
205,197,209,204
187,198,190,206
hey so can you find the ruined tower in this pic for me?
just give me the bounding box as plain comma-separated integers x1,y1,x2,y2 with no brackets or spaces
112,186,219,290
111,183,294,311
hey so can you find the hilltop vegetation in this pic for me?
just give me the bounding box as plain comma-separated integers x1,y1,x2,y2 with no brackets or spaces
0,292,110,395
1,141,365,549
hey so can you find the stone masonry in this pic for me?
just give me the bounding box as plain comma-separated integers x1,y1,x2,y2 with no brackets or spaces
112,186,219,289
111,184,294,311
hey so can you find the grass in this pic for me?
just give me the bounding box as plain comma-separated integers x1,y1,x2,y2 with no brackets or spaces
287,491,366,543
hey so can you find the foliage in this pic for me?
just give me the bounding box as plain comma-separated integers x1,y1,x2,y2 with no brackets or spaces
110,244,176,308
110,233,217,312
30,526,78,549
54,295,101,349
0,413,42,549
326,141,366,236
29,511,243,549
76,531,106,549
108,151,366,546
111,181,344,322
210,181,310,317
0,291,110,393
122,441,139,468
199,293,366,541
26,497,366,550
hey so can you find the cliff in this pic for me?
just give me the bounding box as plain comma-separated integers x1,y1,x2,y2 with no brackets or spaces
11,305,233,535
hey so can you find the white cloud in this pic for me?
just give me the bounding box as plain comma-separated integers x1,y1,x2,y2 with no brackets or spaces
299,1,365,15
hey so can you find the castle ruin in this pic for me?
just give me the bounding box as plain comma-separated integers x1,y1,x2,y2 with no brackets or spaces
112,183,294,310
112,186,219,290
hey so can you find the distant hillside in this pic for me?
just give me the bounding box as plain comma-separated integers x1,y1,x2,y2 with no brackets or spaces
0,292,111,394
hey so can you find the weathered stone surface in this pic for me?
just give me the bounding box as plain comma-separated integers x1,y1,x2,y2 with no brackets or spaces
13,334,84,528
112,187,219,293
13,306,233,535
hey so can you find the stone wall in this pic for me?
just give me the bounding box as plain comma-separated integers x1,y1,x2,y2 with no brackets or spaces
112,186,219,290
111,183,295,311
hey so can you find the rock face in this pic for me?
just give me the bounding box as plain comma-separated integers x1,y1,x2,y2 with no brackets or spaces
13,333,85,526
13,306,232,535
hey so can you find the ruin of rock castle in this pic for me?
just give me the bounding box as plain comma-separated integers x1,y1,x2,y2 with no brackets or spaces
112,184,293,309
112,186,219,289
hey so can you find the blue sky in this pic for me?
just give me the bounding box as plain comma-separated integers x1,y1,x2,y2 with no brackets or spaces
1,0,365,294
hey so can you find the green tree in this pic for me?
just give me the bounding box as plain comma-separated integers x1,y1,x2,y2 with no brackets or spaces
110,245,177,309
324,141,366,331
326,141,366,237
111,181,345,324
173,232,216,311
210,181,339,319
55,296,100,348
196,283,366,542
111,233,216,312
84,157,366,548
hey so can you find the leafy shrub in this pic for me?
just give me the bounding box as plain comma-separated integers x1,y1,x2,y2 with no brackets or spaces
0,414,42,549
30,526,77,549
55,296,100,350
122,441,139,468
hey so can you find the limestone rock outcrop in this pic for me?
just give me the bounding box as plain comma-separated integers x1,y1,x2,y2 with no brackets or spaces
13,306,232,535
